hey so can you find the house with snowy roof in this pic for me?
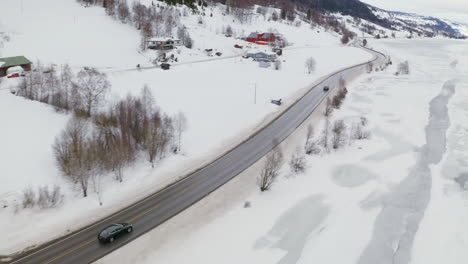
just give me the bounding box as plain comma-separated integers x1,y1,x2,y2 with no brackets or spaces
0,56,32,78
245,49,277,62
146,38,182,50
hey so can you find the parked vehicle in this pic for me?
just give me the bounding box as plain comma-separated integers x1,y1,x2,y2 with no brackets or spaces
272,48,282,56
6,66,24,78
323,86,330,92
98,223,133,243
215,52,222,56
160,63,170,70
271,99,282,106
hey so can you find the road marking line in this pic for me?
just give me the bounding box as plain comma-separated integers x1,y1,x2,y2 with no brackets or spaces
43,238,95,264
223,155,242,169
128,176,212,223
128,204,161,222
178,176,211,196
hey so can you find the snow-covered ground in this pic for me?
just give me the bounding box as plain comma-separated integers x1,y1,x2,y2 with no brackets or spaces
0,0,376,256
97,38,468,264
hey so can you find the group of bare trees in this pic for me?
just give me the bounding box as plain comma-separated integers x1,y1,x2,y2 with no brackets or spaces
396,61,410,75
304,115,370,156
331,82,348,109
19,185,63,212
53,87,187,201
77,0,192,51
17,63,110,117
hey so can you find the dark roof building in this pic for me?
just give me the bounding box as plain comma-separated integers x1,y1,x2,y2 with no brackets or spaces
0,56,32,77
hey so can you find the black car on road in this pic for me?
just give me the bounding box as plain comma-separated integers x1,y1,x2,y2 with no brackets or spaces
160,63,170,70
323,86,330,92
98,223,133,243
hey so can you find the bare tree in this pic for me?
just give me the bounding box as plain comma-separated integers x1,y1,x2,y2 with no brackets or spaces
271,11,279,21
74,68,110,116
324,98,333,117
184,32,194,48
305,124,314,143
117,1,130,23
173,111,188,153
59,64,74,110
177,26,187,42
53,116,91,197
274,60,282,70
319,118,330,152
225,24,233,36
257,141,283,192
289,147,306,174
397,61,410,75
21,187,36,209
132,2,146,29
105,0,116,17
350,117,371,141
331,87,347,109
305,57,316,74
332,119,347,149
367,62,373,73
140,22,153,50
304,124,320,155
37,185,64,209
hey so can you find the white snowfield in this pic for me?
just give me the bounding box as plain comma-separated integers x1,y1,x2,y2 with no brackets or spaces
0,0,375,257
96,38,468,264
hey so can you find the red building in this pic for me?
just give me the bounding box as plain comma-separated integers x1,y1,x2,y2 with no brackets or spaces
246,32,277,44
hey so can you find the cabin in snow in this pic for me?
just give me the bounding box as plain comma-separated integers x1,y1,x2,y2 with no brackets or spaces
0,56,32,78
146,38,182,50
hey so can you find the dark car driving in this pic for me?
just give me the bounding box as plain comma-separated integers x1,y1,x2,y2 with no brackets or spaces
98,223,133,243
323,86,330,92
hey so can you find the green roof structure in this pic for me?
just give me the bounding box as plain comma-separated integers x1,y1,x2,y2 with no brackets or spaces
0,56,32,68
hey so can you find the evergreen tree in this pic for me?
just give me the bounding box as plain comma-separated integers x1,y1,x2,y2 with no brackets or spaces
280,7,286,20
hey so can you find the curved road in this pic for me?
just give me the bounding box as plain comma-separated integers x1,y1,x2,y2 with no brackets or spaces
10,45,386,264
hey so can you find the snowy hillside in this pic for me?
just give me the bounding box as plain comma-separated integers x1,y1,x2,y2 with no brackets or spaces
369,6,468,38
0,0,375,256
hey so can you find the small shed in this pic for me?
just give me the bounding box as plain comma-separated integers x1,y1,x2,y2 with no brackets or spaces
0,56,32,77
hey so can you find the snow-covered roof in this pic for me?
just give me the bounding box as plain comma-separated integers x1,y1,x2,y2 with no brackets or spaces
7,66,24,74
246,49,276,56
247,32,258,38
148,37,181,42
0,56,32,68
0,61,4,67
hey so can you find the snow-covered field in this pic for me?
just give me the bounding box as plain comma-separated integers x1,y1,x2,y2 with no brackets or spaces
0,0,376,256
97,38,468,264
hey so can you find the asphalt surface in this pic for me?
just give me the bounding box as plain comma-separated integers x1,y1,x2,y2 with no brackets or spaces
10,46,386,264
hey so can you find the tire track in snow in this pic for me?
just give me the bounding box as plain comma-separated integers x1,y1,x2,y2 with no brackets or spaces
358,80,456,264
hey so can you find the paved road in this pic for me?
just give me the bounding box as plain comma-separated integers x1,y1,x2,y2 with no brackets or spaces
10,46,386,264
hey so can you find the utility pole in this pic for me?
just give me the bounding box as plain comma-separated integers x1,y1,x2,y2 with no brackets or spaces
254,83,257,104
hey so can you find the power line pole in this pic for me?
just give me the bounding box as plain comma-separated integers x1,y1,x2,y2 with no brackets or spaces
254,83,256,104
